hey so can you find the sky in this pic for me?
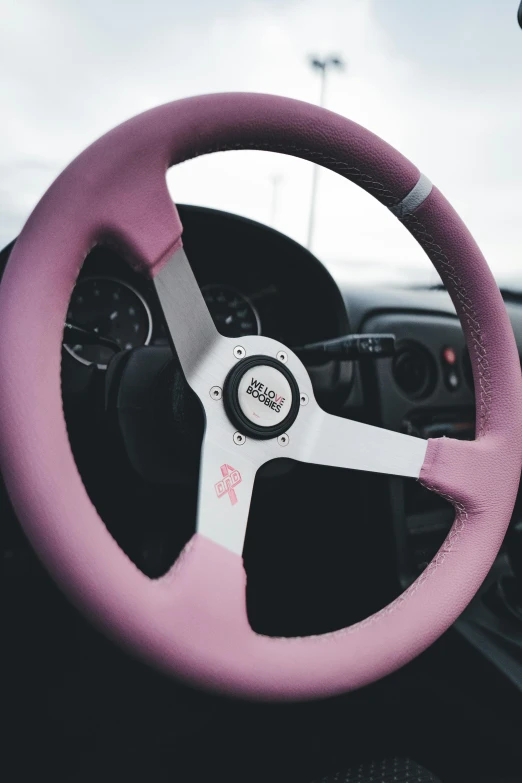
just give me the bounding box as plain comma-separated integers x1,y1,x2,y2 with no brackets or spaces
1,0,521,286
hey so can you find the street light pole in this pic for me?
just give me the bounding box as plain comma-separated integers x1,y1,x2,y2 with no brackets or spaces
306,55,345,252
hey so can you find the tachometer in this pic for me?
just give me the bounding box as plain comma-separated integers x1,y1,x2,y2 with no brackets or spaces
202,284,260,337
64,277,153,368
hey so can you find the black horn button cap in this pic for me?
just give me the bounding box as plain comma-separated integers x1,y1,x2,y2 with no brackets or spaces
223,355,300,440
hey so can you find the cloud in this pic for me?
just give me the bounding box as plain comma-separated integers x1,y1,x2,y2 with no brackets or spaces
1,0,521,284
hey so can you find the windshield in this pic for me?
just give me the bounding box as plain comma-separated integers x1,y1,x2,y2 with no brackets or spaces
1,0,521,289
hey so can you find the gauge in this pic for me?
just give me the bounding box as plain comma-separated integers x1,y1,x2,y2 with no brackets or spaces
202,284,260,338
64,277,153,368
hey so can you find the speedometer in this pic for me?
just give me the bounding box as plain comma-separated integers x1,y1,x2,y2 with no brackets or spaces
64,277,153,368
202,284,260,338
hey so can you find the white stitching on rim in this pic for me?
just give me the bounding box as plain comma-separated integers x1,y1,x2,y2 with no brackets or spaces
182,141,405,209
404,213,491,437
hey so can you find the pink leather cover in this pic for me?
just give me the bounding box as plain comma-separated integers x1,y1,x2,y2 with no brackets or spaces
0,93,521,700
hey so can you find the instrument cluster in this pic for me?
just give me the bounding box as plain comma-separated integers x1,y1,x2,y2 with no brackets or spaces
64,274,261,368
61,204,348,373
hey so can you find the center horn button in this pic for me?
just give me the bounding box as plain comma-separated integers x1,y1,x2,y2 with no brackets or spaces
224,355,300,440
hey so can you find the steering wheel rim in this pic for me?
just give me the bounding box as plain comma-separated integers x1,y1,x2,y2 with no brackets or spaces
0,92,521,700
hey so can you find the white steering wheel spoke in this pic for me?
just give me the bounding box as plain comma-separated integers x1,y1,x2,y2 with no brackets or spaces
154,246,226,396
196,422,262,554
288,401,428,478
153,246,427,539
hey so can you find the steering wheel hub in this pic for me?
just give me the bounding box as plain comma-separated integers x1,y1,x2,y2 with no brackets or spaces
223,354,300,439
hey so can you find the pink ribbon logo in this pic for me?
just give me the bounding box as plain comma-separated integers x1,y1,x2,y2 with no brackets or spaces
214,464,242,506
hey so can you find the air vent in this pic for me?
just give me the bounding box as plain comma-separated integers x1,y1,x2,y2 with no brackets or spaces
392,343,436,399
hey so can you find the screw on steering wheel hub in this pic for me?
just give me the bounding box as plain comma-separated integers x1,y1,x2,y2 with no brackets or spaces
223,354,300,440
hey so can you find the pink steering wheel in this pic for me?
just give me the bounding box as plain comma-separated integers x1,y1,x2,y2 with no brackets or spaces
1,93,521,701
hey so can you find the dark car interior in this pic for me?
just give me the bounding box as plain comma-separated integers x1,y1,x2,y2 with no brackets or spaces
2,200,522,782
2,4,522,783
